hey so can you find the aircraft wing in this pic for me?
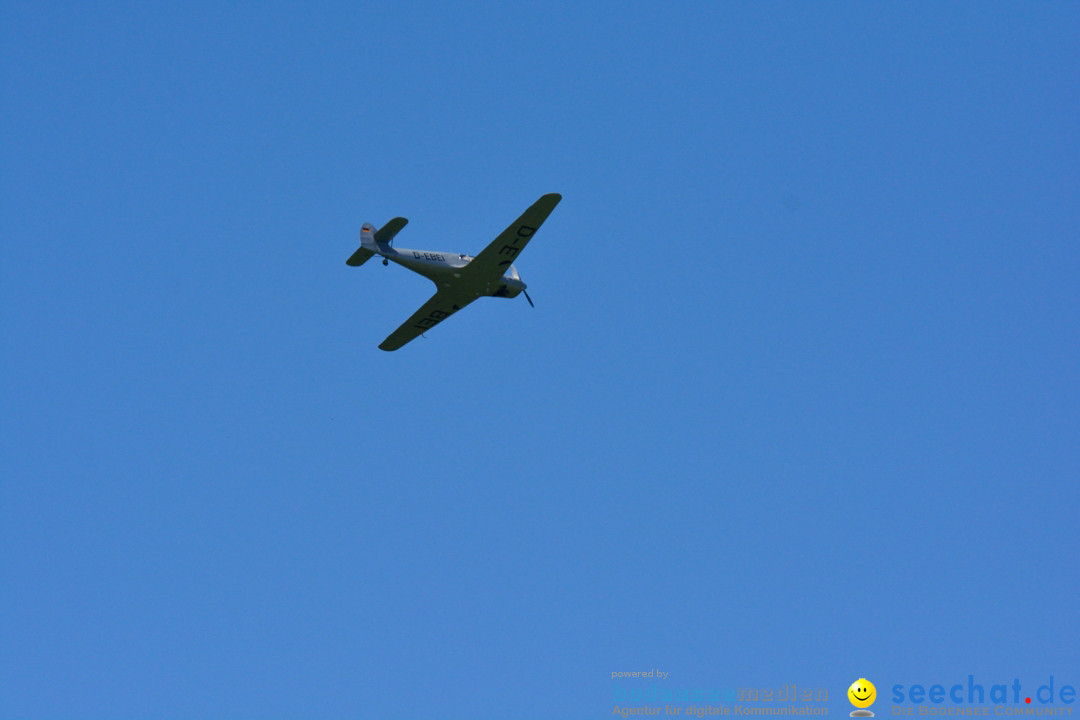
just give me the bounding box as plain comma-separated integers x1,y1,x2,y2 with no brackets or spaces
464,193,561,279
379,287,479,351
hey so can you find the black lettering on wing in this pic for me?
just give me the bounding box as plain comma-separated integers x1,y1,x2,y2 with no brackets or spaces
411,306,456,331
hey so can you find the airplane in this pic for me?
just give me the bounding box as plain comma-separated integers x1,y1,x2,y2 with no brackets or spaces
347,193,562,351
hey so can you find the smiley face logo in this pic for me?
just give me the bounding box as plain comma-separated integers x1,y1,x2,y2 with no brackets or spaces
848,678,876,709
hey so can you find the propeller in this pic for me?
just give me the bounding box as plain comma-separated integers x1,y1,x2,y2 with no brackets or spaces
523,289,534,308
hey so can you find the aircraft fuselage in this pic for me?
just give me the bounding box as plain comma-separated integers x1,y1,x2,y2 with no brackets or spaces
380,246,526,297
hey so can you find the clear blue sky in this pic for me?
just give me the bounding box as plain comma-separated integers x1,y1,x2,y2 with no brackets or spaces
2,2,1077,719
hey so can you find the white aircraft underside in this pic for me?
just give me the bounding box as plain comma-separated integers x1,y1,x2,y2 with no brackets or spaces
347,193,561,351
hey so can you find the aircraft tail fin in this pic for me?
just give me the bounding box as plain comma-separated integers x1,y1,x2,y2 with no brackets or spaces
346,223,378,266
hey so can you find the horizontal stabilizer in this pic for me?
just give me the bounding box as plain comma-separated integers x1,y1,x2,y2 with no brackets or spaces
346,247,375,266
375,217,408,245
